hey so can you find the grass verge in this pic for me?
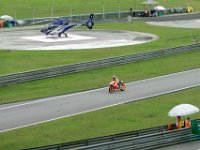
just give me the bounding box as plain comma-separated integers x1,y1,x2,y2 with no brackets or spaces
1,0,199,19
0,50,200,104
1,22,200,75
0,86,200,150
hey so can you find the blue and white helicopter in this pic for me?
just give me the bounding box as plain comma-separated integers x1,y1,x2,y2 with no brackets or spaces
41,14,94,38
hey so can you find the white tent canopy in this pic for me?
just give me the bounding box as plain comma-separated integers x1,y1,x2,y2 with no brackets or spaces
142,0,159,5
0,15,14,21
168,104,199,117
154,6,166,10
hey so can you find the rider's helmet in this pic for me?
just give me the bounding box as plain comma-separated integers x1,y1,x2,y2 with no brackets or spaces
112,75,117,80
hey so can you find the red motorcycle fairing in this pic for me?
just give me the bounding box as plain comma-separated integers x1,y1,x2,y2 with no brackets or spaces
109,80,126,94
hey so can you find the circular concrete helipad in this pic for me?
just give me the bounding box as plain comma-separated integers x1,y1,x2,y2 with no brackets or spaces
0,30,158,50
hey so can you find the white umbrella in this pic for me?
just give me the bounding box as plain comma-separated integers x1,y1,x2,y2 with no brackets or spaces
168,104,199,117
142,0,159,5
154,6,166,10
0,15,14,21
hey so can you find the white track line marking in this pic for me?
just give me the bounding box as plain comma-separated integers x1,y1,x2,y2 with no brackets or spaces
0,88,104,111
0,84,199,133
0,68,199,111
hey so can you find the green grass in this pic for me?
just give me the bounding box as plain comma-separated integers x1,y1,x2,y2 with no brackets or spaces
1,22,200,75
0,86,200,150
0,1,200,149
0,49,200,104
0,0,199,19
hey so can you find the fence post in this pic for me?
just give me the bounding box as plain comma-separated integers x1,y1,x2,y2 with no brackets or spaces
32,6,35,24
69,7,72,22
118,0,121,19
190,0,193,6
177,0,180,8
14,8,17,26
102,0,105,20
134,0,136,10
51,6,54,19
163,0,166,7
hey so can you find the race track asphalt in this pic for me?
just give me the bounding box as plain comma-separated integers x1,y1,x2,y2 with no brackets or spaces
0,68,200,132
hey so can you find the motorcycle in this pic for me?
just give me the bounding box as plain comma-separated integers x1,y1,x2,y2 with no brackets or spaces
109,80,126,94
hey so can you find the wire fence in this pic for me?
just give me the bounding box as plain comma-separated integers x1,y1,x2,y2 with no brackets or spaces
0,0,197,20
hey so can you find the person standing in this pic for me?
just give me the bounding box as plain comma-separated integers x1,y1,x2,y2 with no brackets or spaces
176,116,181,129
185,117,191,128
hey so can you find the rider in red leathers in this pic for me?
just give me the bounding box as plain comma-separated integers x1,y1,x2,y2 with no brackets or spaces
110,75,119,89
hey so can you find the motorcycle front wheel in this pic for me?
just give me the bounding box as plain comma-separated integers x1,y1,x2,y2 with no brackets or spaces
109,86,115,94
120,83,126,91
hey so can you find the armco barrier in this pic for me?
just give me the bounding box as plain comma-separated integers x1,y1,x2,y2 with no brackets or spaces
26,120,200,150
0,43,200,87
27,125,166,150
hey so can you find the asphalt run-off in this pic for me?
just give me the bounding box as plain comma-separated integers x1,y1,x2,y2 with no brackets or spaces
147,19,200,29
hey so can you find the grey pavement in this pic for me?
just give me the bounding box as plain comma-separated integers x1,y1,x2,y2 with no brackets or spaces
147,19,200,29
0,68,200,132
0,29,158,50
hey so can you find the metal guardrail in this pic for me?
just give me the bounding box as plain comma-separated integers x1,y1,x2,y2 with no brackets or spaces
1,43,200,87
26,125,167,150
77,129,199,150
26,120,200,150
